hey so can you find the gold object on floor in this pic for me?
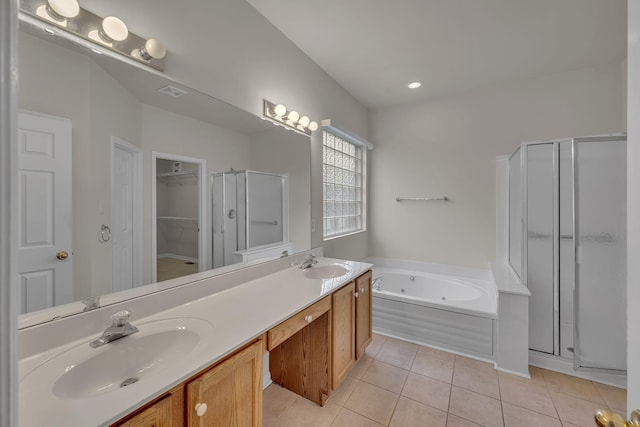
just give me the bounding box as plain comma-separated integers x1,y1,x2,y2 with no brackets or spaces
595,409,640,427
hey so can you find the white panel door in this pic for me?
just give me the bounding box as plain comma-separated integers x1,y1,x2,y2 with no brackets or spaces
18,111,73,314
112,138,142,292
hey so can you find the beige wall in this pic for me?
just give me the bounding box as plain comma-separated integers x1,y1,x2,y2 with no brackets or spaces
369,61,625,268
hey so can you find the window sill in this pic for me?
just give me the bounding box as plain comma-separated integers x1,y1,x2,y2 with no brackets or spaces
323,229,366,242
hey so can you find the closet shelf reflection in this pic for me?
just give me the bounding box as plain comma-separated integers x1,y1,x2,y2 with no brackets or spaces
157,216,198,222
156,170,199,178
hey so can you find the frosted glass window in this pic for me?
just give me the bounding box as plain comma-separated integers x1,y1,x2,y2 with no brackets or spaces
323,130,364,239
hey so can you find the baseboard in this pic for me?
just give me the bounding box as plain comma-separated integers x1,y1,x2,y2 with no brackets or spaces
157,253,198,263
495,366,531,379
373,328,496,365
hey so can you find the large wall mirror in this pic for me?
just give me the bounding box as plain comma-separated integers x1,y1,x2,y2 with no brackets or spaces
17,16,311,328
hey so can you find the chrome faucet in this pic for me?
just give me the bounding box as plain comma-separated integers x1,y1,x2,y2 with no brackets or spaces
90,310,138,348
372,277,383,291
299,253,318,269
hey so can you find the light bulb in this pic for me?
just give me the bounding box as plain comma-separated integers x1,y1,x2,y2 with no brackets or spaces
138,38,166,60
288,110,299,122
407,81,422,89
299,116,310,127
274,104,287,117
308,121,318,131
47,0,79,19
100,16,128,42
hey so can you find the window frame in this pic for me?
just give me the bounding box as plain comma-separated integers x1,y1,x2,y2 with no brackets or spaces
322,129,367,240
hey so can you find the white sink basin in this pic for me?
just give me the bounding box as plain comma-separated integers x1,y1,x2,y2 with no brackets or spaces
304,264,349,279
22,317,213,400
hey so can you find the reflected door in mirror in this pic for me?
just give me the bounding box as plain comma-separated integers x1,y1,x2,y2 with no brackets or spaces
18,111,73,313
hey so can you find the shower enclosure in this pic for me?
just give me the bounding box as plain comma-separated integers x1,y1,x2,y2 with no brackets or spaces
211,170,289,268
509,135,626,372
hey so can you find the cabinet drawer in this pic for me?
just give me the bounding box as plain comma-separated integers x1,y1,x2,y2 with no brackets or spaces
268,296,331,351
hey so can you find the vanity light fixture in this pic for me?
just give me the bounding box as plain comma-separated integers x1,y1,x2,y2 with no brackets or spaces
99,16,129,43
36,0,79,25
274,104,287,117
89,16,129,45
132,38,167,61
407,81,423,89
20,0,168,71
263,100,318,137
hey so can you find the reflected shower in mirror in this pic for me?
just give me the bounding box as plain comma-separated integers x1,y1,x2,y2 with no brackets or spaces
17,20,311,326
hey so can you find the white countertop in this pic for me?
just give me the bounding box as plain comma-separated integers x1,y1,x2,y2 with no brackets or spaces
19,257,373,427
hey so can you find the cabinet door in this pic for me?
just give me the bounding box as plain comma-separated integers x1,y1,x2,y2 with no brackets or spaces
355,271,372,359
186,340,263,427
116,394,173,427
332,281,355,389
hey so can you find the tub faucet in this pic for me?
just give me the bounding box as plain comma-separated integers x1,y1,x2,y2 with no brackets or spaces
300,253,318,269
90,310,138,348
372,277,383,291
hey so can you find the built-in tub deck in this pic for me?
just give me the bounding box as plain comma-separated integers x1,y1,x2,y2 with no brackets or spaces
366,257,498,361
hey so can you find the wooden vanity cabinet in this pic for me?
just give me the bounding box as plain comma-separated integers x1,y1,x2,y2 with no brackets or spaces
355,270,372,359
186,340,263,427
112,384,184,427
332,271,373,389
331,281,356,389
111,339,262,427
269,297,332,406
114,269,373,425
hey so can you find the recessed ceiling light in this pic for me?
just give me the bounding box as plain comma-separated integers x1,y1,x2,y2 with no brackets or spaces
407,81,422,89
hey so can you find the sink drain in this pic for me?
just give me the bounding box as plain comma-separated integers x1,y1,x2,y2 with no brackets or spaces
120,377,139,388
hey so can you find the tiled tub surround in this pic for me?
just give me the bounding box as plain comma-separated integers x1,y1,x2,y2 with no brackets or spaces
366,258,498,361
264,333,628,427
18,254,373,426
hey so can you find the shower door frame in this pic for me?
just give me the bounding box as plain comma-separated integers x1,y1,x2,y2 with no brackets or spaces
514,141,561,356
210,170,290,268
510,135,627,374
571,135,627,374
244,170,289,251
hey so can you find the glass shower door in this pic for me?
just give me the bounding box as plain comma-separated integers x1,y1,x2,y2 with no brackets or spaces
509,148,523,279
527,143,557,354
246,171,287,249
573,137,626,371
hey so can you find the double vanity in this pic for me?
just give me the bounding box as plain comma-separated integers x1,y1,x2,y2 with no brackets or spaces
19,256,373,426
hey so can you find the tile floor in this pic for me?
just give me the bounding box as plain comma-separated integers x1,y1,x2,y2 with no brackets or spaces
156,257,198,282
263,334,627,427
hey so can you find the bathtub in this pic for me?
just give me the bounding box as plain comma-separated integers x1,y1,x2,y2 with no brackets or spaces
366,257,498,360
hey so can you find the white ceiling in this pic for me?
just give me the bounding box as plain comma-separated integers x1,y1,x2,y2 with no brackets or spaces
247,0,627,109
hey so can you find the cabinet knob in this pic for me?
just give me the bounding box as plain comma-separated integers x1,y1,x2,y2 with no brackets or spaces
354,292,359,298
360,287,365,293
195,402,208,417
304,315,313,323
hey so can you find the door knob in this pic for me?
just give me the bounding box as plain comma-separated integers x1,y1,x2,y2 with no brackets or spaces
56,251,69,260
195,402,208,417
